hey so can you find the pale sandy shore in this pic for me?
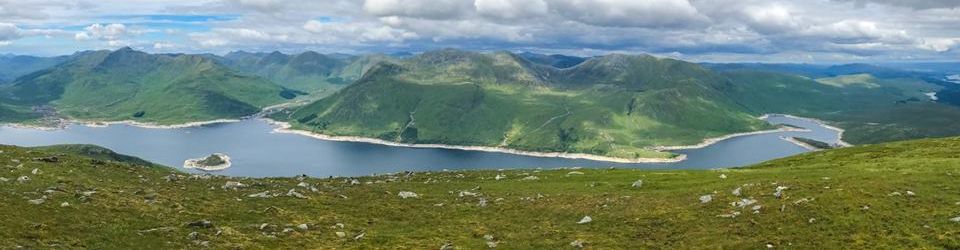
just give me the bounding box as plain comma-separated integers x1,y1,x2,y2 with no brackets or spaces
78,119,241,129
781,136,821,151
765,114,853,147
265,119,686,163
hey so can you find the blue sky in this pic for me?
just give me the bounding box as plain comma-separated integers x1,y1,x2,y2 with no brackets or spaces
0,0,958,62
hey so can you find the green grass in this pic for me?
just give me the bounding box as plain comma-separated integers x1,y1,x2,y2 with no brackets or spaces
0,48,288,125
2,137,960,248
280,51,769,160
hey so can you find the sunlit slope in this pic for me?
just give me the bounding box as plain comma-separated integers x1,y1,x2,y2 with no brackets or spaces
279,49,769,159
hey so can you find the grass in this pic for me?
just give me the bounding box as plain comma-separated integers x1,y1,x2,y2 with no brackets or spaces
2,137,960,248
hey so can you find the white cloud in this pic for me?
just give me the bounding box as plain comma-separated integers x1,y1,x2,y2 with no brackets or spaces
474,0,548,20
74,23,139,41
0,23,23,42
363,0,472,20
801,20,913,45
550,0,708,28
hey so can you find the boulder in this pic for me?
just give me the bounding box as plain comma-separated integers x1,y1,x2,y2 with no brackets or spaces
398,191,419,199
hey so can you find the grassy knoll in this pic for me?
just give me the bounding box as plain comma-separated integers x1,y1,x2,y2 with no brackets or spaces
2,138,960,248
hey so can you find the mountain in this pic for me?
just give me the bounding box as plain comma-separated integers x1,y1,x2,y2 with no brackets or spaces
277,49,770,160
216,51,392,94
0,47,290,124
3,136,959,248
0,54,70,84
518,52,587,68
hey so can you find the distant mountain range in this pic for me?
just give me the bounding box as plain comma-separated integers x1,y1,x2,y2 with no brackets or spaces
2,47,959,159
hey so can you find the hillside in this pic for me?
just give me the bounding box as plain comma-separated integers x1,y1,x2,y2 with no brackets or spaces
0,48,290,125
0,55,69,84
277,49,770,160
2,137,960,248
217,51,392,95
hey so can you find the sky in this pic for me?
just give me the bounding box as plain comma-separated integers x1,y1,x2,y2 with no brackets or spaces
0,0,958,62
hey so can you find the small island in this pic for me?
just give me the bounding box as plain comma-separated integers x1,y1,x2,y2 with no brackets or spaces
183,153,232,171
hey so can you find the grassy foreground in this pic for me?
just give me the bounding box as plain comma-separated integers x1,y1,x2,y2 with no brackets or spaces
2,138,960,249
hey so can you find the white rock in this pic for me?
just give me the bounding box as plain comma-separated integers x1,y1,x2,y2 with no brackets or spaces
297,182,311,188
28,198,45,205
631,179,643,188
751,205,762,213
398,191,419,199
731,198,757,208
719,174,727,179
286,189,308,199
888,192,902,196
494,174,506,180
808,218,816,223
297,224,309,231
354,232,365,240
906,191,915,196
247,191,273,198
950,216,960,223
521,176,539,181
566,171,585,176
60,202,70,207
335,231,346,237
31,168,41,175
221,181,247,190
732,187,742,196
459,191,478,197
0,177,8,182
570,240,585,248
16,176,29,183
773,186,788,199
718,211,741,218
699,194,713,203
478,198,488,207
577,216,592,224
486,241,498,248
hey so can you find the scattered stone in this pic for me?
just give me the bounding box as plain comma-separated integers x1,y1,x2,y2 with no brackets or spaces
398,191,419,199
336,231,346,237
570,239,585,248
0,177,7,182
577,216,592,224
31,168,41,175
221,181,247,190
773,186,788,199
286,189,308,199
259,223,270,231
297,224,309,231
521,176,540,181
187,231,200,240
349,179,361,185
486,241,498,248
354,232,366,240
732,187,742,196
699,194,713,203
459,191,478,197
719,174,727,179
247,191,273,198
28,198,46,205
495,174,506,180
751,205,762,214
33,156,59,163
16,176,29,183
187,220,213,228
282,228,295,233
163,174,179,182
631,179,643,188
478,198,488,207
60,202,70,207
731,198,757,208
906,191,916,196
718,211,741,218
566,171,585,176
793,198,813,205
888,192,902,196
808,218,816,223
440,242,454,250
950,216,960,223
861,205,870,210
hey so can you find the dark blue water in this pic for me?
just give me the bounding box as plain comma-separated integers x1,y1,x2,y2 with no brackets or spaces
0,115,840,177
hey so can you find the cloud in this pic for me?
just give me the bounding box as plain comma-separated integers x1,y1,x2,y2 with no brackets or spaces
363,0,473,20
474,0,548,20
834,0,960,9
550,0,708,28
74,23,140,41
0,23,23,42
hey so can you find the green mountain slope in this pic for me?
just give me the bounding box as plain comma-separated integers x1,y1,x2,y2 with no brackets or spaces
277,49,769,160
0,55,69,84
2,137,960,248
218,51,393,95
0,48,289,124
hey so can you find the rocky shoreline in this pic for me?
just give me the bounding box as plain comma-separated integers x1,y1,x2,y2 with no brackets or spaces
183,153,233,171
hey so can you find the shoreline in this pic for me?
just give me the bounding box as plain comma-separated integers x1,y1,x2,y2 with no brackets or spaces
3,113,849,164
765,114,853,147
781,136,821,151
265,119,685,164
